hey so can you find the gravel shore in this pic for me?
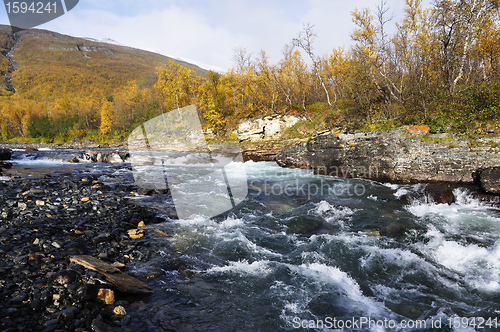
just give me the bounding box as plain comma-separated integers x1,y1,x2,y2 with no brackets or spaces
0,163,176,331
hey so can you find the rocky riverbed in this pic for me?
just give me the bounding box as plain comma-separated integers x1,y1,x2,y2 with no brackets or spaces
0,152,188,331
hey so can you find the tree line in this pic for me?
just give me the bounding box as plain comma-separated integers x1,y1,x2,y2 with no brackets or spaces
1,0,500,143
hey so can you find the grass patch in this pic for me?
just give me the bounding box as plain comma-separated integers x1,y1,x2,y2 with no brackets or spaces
405,135,455,142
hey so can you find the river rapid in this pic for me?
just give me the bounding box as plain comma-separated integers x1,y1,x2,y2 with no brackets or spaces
6,148,500,331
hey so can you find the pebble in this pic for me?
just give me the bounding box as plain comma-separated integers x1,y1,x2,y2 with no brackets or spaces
113,305,127,316
81,197,90,202
61,306,79,321
6,307,18,315
54,270,79,285
51,241,62,249
44,318,59,327
97,289,115,305
36,200,45,206
9,293,28,305
127,229,145,239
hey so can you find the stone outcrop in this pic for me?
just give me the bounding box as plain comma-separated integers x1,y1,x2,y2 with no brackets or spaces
475,167,500,195
237,114,304,142
276,129,500,189
236,114,307,161
240,138,307,161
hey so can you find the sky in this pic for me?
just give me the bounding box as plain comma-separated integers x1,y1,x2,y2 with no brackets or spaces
0,0,433,72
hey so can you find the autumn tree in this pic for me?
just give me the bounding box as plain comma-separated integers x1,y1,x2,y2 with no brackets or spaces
322,47,353,102
155,60,198,112
197,70,231,133
100,97,113,135
293,23,334,106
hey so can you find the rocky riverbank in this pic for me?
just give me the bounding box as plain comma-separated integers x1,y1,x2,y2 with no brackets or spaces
276,128,500,195
0,163,182,331
0,139,127,151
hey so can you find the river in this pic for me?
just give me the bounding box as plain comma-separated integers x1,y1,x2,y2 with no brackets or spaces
7,148,500,331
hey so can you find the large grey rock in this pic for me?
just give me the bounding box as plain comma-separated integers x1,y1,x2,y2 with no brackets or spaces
68,151,130,163
240,138,306,161
425,183,455,204
276,130,500,184
477,167,500,195
237,114,304,142
0,148,12,160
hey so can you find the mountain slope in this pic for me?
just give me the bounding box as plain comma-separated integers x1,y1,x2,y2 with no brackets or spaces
0,25,206,99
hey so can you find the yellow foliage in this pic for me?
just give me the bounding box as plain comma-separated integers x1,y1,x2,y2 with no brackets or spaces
155,61,198,111
100,99,113,135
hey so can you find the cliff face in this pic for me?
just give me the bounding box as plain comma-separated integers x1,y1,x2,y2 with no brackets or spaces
237,114,304,142
240,139,306,162
236,114,307,161
276,130,500,188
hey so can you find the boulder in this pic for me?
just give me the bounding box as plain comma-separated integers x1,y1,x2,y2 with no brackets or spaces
68,152,97,163
0,148,12,160
424,183,455,204
237,114,304,142
477,167,500,195
97,152,130,163
68,151,130,163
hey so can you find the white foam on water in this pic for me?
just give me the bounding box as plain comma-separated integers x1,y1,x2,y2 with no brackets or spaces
384,183,426,199
173,215,282,259
313,201,355,228
11,156,69,166
206,259,273,276
420,226,500,293
275,259,392,331
383,183,400,190
407,190,500,237
394,187,409,199
291,262,387,318
245,160,315,182
360,246,426,270
453,188,486,207
405,189,500,294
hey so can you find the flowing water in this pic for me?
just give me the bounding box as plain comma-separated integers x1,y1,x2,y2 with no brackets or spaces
6,149,500,331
